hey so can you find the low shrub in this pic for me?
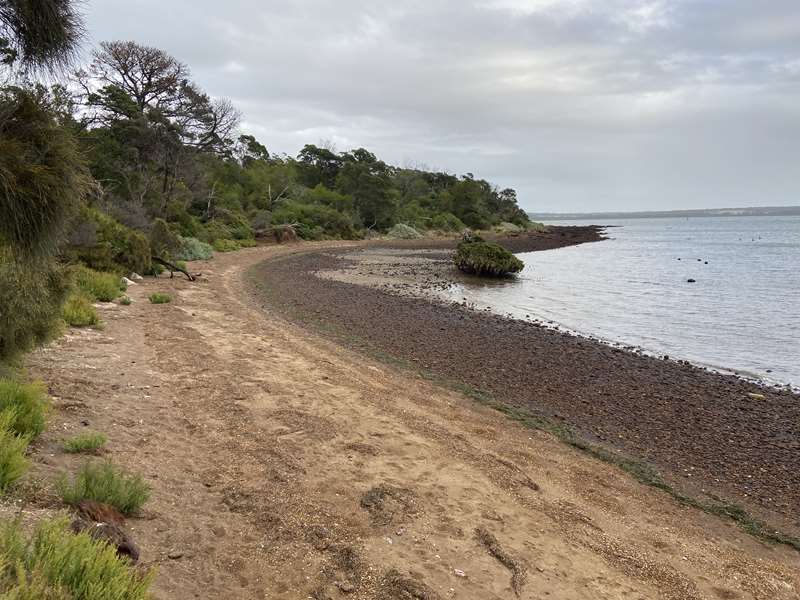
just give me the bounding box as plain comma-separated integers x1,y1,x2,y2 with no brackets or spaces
212,239,241,252
387,223,422,239
174,236,213,261
0,518,154,598
453,240,524,277
63,432,107,454
62,293,99,327
0,379,48,438
429,212,465,232
237,238,257,248
70,265,125,302
148,293,171,305
119,296,132,306
0,412,29,494
58,461,150,515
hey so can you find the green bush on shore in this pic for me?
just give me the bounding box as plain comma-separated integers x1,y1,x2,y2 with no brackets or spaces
387,223,422,239
0,518,154,598
58,461,151,516
453,240,524,277
212,238,241,252
174,236,213,261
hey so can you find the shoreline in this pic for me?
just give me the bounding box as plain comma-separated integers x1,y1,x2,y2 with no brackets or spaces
252,227,800,534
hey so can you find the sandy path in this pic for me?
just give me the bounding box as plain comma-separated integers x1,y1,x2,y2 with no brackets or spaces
19,244,800,600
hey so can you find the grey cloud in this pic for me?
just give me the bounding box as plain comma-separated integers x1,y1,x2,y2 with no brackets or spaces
84,0,800,211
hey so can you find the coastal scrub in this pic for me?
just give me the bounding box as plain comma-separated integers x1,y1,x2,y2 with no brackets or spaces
454,239,524,277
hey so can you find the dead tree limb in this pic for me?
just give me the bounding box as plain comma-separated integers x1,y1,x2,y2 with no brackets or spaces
151,256,197,281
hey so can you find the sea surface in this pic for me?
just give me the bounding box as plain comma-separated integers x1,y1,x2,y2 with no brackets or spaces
443,216,800,388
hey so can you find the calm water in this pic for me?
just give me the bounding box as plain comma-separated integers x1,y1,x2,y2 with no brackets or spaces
445,216,800,387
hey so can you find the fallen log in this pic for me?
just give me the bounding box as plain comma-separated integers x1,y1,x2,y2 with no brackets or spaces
151,256,197,281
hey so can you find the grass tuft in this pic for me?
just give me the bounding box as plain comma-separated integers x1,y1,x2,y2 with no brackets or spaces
61,292,99,327
0,412,30,494
0,379,48,438
148,292,171,304
119,295,132,306
212,238,241,252
0,518,154,598
63,432,107,454
58,461,150,516
70,265,125,302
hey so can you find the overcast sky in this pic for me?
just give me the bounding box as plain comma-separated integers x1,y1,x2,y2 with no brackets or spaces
84,1,800,212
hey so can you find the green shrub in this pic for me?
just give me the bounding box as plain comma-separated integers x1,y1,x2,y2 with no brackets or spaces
453,240,524,277
119,296,132,306
148,293,171,305
65,206,151,275
70,265,124,302
0,380,48,438
0,250,68,363
387,223,422,239
63,432,107,454
272,200,357,239
62,293,99,328
174,236,213,261
237,238,257,248
0,518,154,598
57,461,150,516
429,212,465,232
0,413,29,494
212,239,241,252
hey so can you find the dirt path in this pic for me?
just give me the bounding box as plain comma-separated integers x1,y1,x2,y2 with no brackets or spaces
19,244,800,600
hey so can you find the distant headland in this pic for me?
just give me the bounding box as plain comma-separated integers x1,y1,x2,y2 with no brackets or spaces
530,205,800,221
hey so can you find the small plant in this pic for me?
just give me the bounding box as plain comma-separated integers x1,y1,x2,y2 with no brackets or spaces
63,432,107,454
62,292,99,327
212,238,241,252
70,265,125,302
453,240,524,277
0,518,154,598
148,292,171,304
387,223,422,239
119,295,132,306
58,461,150,515
0,379,48,438
237,238,257,248
0,412,29,494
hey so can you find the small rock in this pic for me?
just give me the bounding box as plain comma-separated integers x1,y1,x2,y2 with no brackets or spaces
336,581,355,593
747,393,765,400
168,550,184,559
454,569,466,577
687,278,696,283
129,272,144,281
122,277,137,286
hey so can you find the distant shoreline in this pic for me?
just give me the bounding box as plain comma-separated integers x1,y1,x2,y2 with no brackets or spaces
530,206,800,221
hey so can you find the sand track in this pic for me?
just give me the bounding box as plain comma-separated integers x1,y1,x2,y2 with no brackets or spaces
16,243,800,600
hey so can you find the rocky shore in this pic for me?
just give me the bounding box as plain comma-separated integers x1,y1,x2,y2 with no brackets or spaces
253,226,800,531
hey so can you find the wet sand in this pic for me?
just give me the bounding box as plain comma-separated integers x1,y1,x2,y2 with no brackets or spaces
253,227,800,532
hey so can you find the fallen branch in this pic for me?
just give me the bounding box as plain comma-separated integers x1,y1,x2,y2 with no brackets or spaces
151,256,197,281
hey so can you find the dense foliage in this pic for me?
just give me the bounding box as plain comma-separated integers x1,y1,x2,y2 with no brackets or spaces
454,239,525,277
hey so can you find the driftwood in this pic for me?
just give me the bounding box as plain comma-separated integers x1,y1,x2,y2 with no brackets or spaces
151,256,197,281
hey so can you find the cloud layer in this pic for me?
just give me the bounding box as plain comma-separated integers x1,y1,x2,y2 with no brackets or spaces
84,0,800,211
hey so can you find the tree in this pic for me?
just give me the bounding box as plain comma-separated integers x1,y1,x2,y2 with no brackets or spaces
297,144,343,189
335,148,396,230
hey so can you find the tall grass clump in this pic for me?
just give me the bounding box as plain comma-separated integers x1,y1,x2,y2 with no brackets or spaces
175,236,213,261
212,238,241,252
58,461,150,515
0,518,154,599
148,293,171,304
63,432,107,454
61,292,99,327
0,379,48,438
70,265,125,302
0,412,29,494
